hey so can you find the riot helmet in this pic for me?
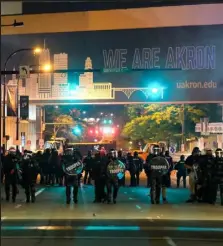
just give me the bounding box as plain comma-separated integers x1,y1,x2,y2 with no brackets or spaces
215,148,223,158
64,148,73,156
205,148,213,156
118,150,122,157
152,145,161,156
192,147,200,156
165,150,170,156
180,155,185,161
23,150,33,160
94,151,101,158
8,147,16,156
109,149,118,159
133,151,138,157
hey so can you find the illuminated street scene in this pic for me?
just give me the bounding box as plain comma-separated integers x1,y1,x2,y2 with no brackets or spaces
1,1,223,246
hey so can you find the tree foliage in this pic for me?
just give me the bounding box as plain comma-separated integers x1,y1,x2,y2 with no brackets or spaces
122,104,208,143
52,115,75,139
44,107,87,141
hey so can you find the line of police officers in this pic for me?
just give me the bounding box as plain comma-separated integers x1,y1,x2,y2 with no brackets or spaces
185,147,223,205
1,145,223,205
1,148,39,203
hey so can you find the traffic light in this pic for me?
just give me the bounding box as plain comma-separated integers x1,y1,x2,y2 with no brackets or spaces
73,125,82,135
103,119,112,124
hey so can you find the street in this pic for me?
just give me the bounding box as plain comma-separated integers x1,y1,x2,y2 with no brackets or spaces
1,181,223,246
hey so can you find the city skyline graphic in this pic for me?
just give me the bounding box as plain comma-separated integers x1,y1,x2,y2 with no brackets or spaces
7,48,165,102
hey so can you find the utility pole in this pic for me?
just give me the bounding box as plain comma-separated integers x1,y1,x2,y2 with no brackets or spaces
181,104,185,152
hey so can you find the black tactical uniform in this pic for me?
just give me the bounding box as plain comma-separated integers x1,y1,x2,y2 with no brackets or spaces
62,148,83,204
145,154,154,187
118,150,126,186
92,152,107,203
199,149,216,204
3,148,19,202
132,152,143,186
185,147,201,203
148,146,169,204
106,150,125,204
21,151,39,203
214,148,223,205
83,151,93,185
164,151,173,187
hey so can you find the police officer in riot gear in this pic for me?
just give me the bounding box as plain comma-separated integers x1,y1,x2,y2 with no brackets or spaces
129,152,143,186
214,148,223,205
92,151,107,203
148,145,169,204
21,150,39,203
199,148,215,204
106,150,125,204
3,147,19,202
83,150,93,185
133,152,143,186
164,151,173,187
145,152,154,188
62,148,83,204
118,150,126,186
175,155,187,188
185,147,201,203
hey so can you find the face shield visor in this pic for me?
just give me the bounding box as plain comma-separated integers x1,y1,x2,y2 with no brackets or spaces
64,148,73,156
8,148,16,156
24,153,32,160
108,150,117,159
193,149,201,156
215,149,223,158
153,147,160,156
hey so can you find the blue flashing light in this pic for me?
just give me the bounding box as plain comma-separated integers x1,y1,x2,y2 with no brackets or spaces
103,120,107,124
73,126,81,135
151,88,158,93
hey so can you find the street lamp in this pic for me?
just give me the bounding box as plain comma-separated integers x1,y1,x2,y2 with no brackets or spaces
1,47,42,153
42,63,52,72
15,62,51,151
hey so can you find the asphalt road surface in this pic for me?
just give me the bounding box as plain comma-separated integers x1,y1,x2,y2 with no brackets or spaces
1,179,223,246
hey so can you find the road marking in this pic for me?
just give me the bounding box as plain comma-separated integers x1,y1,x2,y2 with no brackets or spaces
2,226,223,232
35,188,46,196
165,237,177,246
15,187,46,208
1,236,223,241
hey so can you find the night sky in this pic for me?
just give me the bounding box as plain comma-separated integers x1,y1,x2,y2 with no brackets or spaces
22,1,207,15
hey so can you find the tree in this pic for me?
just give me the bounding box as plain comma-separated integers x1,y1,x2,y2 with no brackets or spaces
122,104,208,145
44,107,88,141
52,115,75,140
